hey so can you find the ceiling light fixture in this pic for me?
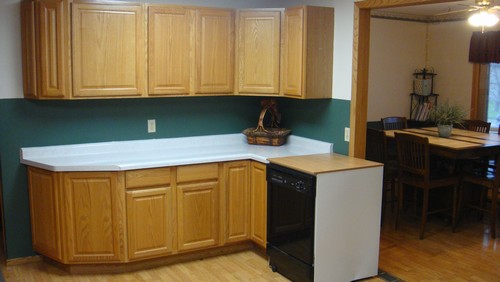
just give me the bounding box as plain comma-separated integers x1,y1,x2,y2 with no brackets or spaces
468,10,499,31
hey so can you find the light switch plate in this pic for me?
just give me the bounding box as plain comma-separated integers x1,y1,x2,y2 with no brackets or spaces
344,127,350,142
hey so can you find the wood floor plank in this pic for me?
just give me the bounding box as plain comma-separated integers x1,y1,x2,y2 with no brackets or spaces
372,211,499,282
1,212,498,281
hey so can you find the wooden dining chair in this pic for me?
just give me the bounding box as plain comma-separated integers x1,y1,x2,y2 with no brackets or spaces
366,128,398,224
460,119,491,133
394,132,459,239
381,116,408,130
459,119,492,175
461,154,500,238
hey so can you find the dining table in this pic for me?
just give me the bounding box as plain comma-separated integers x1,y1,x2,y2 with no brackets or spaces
384,127,500,160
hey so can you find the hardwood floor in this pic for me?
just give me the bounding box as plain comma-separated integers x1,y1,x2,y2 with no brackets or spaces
372,211,499,281
1,211,498,281
1,250,288,281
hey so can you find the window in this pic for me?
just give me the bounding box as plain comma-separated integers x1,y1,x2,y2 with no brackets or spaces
487,63,500,130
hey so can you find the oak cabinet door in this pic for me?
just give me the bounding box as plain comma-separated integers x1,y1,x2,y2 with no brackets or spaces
148,6,193,96
224,161,250,243
27,168,63,261
21,0,37,98
72,3,145,97
126,187,174,260
177,181,219,251
282,6,333,99
282,7,304,98
21,0,71,99
237,10,282,95
250,161,267,248
176,163,220,251
63,172,126,262
195,9,234,94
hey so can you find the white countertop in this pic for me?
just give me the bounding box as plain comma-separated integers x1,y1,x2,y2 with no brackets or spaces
20,134,333,171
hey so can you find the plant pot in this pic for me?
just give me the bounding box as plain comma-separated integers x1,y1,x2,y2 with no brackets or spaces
437,124,452,138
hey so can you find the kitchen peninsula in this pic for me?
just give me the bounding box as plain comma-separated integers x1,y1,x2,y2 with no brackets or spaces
20,134,382,281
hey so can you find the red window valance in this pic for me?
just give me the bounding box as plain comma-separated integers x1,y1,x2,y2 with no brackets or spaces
469,31,500,63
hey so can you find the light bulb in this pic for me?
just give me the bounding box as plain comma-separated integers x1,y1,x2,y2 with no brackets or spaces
468,11,499,27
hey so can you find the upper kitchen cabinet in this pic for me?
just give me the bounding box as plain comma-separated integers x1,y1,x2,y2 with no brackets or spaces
148,6,193,96
148,6,234,96
21,0,146,99
72,2,146,98
195,8,234,95
282,6,334,99
21,0,71,99
20,2,333,100
236,9,282,96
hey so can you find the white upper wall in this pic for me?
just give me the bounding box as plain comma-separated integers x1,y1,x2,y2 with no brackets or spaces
427,20,475,112
0,0,354,100
368,17,478,121
0,0,23,99
368,18,427,121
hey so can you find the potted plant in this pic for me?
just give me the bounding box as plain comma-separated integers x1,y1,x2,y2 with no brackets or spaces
429,102,467,137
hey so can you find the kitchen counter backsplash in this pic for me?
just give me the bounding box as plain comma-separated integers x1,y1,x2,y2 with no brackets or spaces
20,134,333,171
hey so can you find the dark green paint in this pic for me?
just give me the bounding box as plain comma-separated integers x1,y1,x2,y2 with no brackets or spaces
0,96,350,259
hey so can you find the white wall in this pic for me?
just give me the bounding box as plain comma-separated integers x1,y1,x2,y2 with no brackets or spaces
0,0,355,101
368,18,427,121
0,1,23,99
368,18,477,121
427,21,475,112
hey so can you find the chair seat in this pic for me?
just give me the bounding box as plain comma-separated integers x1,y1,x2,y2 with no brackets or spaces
464,171,496,185
400,174,459,189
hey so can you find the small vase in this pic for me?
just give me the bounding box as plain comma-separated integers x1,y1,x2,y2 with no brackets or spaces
437,124,452,138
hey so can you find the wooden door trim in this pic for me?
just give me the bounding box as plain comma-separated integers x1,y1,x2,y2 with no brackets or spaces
351,0,460,158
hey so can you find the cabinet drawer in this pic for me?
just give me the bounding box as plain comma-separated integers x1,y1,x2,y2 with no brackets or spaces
126,167,171,188
177,163,219,183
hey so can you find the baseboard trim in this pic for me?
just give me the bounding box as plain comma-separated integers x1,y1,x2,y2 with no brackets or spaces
6,255,42,266
44,242,256,274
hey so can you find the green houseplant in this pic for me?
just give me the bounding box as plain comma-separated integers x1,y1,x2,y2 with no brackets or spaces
429,102,467,137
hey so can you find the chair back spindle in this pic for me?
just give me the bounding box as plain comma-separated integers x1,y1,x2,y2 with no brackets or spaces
395,132,429,181
461,119,491,133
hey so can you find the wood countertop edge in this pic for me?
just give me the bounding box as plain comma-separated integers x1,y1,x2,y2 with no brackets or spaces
267,153,383,175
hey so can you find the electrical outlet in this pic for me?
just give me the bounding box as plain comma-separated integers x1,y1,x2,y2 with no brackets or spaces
148,119,156,133
344,127,350,142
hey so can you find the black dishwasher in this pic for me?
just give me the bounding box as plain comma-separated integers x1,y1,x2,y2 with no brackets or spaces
267,163,316,282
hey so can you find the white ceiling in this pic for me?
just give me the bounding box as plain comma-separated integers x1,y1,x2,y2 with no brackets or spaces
374,0,499,20
378,1,474,16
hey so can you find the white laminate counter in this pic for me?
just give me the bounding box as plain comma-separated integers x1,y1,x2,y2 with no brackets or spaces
20,134,333,171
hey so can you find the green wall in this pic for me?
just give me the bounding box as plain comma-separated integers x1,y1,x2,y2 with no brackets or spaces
0,96,350,259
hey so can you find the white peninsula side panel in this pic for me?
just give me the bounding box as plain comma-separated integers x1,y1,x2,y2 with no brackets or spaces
314,166,383,281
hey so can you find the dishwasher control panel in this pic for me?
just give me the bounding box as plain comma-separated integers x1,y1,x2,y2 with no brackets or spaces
267,164,316,196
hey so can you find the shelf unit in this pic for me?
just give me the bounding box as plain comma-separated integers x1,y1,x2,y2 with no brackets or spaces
410,93,438,121
410,68,438,122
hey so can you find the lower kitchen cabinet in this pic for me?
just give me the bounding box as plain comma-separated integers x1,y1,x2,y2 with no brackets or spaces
126,187,174,260
27,167,63,261
125,167,174,260
63,172,126,263
224,161,250,243
250,161,267,248
27,160,267,266
176,163,220,251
